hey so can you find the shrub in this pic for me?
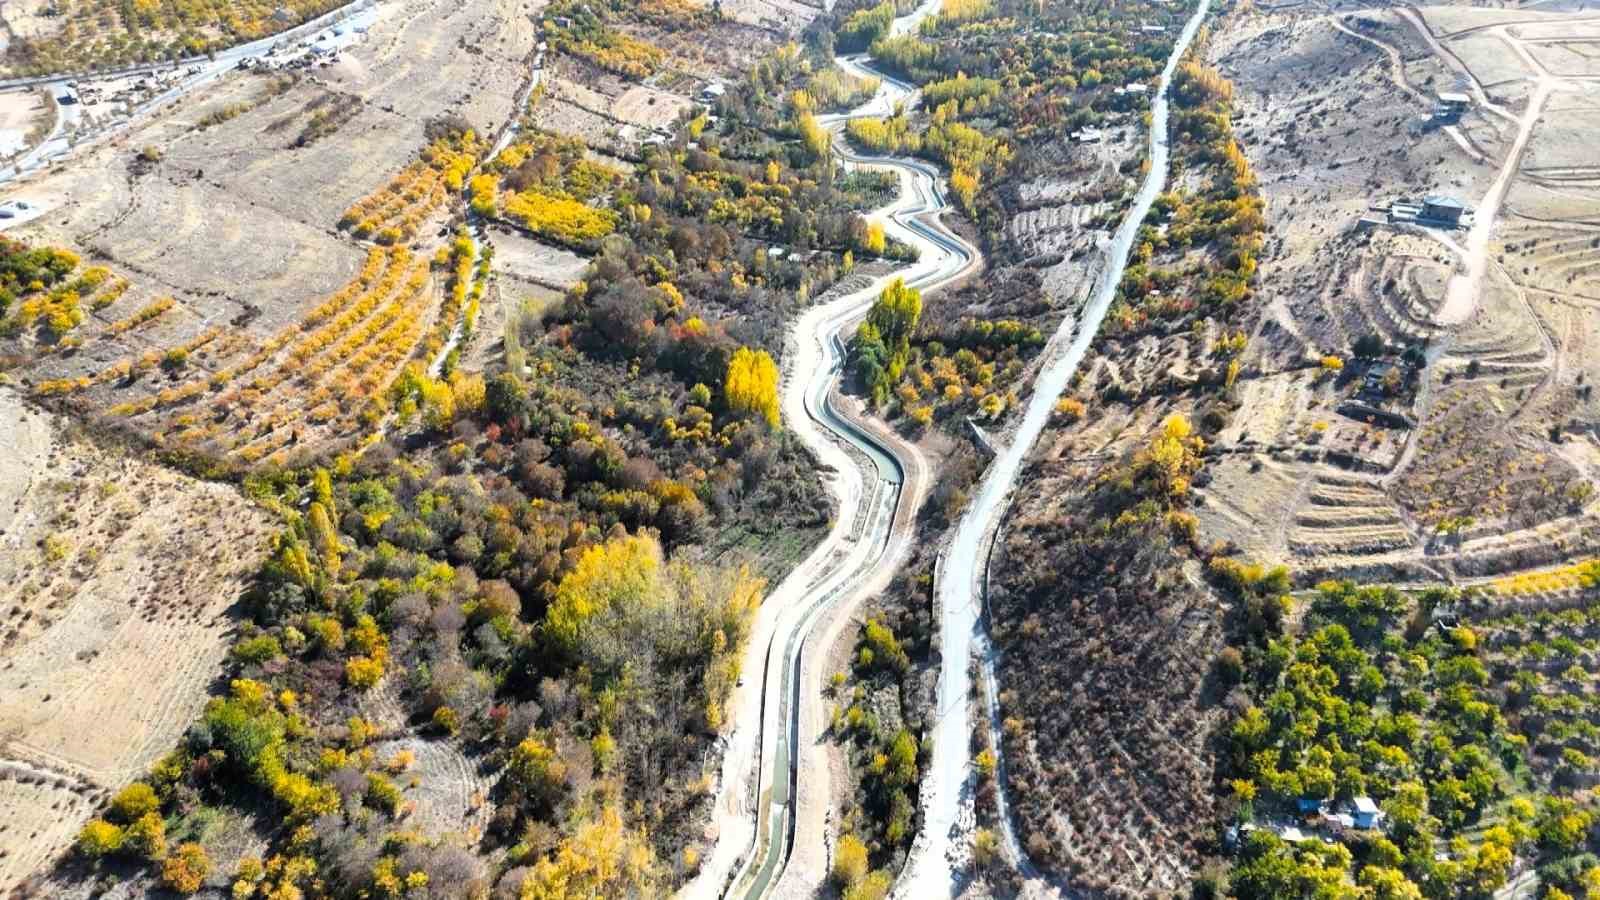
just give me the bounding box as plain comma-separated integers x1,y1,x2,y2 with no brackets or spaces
110,782,160,821
1054,396,1086,422
76,819,125,857
845,870,892,900
161,842,211,894
232,634,283,665
125,811,168,860
345,655,384,690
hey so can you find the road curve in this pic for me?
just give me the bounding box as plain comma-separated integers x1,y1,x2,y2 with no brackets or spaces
897,0,1212,894
682,2,979,894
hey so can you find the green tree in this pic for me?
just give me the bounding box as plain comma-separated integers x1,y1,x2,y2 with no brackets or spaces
866,277,922,347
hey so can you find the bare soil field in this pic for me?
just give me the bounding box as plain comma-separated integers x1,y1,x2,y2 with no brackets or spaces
715,0,821,33
373,736,501,840
489,226,589,289
0,390,273,892
0,90,51,159
613,83,694,130
1004,134,1136,264
532,60,704,154
1175,6,1600,585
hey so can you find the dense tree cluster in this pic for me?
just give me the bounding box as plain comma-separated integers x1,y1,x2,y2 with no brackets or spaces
850,277,922,407
1207,573,1600,898
56,7,995,888
1109,56,1264,335
847,270,1045,430
821,0,1191,250
76,365,809,890
0,240,123,344
542,0,680,79
837,1,897,53
830,604,932,881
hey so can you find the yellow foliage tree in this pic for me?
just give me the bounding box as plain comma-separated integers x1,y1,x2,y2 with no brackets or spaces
725,346,781,429
832,834,869,889
503,189,618,246
863,221,887,256
949,167,979,215
517,805,658,899
1141,413,1205,499
702,567,764,731
545,533,665,653
420,379,455,431
469,173,499,216
306,501,341,578
162,842,212,895
798,112,831,164
450,371,486,416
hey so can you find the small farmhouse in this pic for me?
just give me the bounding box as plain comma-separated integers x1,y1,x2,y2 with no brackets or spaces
1420,194,1467,227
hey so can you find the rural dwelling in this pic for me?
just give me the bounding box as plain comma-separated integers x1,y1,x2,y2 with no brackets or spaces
1352,796,1381,829
1436,91,1470,116
1420,194,1467,227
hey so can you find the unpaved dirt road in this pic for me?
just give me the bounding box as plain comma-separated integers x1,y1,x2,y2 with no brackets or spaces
896,0,1213,894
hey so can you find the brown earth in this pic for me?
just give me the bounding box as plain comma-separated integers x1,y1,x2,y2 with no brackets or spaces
0,390,274,892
